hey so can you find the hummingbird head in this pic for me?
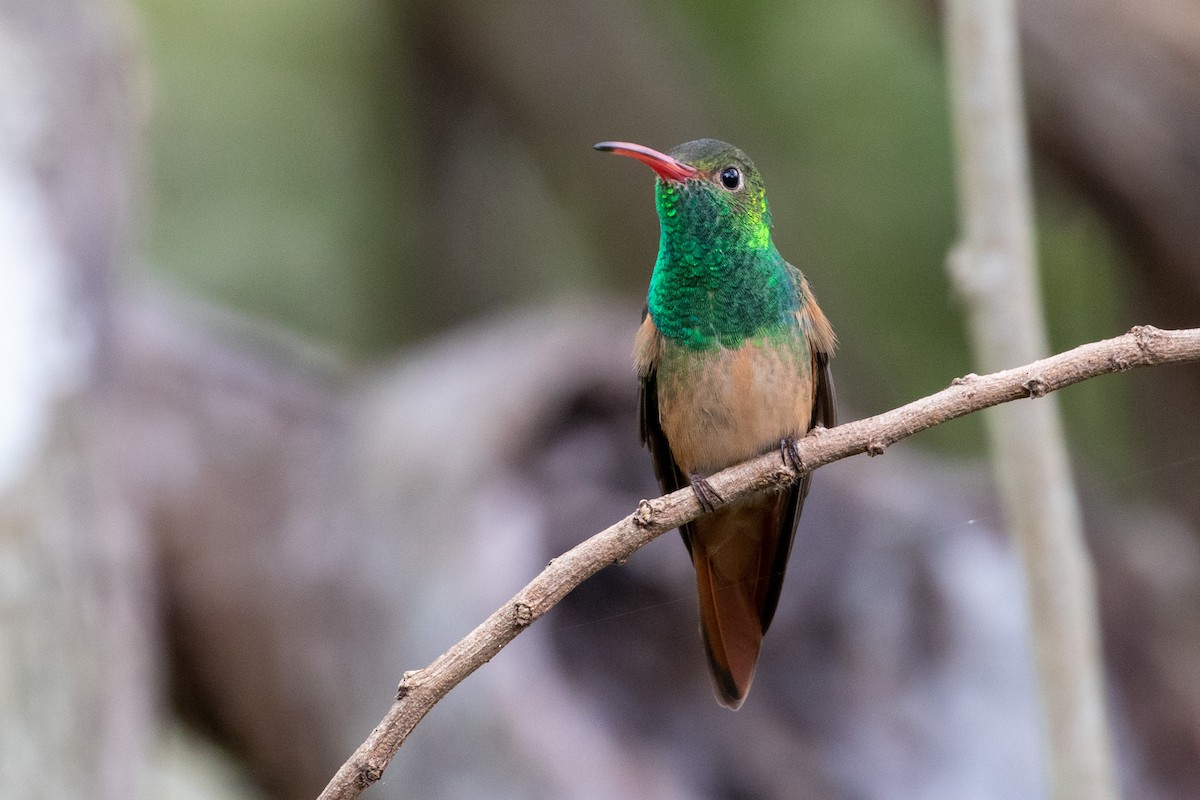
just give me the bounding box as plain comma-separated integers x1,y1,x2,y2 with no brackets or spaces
594,138,773,253
596,139,796,348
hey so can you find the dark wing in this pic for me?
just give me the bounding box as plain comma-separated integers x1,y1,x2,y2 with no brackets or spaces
640,357,697,551
638,369,682,490
758,346,835,633
812,349,836,430
636,307,695,554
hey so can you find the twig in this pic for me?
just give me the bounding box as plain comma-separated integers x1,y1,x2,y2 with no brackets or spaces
318,325,1200,800
943,1,1118,797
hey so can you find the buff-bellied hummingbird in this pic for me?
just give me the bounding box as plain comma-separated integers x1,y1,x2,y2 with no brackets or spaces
595,139,836,708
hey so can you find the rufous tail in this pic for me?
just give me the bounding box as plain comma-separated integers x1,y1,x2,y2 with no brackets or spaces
689,493,792,709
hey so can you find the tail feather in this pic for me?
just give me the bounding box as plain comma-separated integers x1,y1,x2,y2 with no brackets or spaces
694,544,764,708
689,491,794,709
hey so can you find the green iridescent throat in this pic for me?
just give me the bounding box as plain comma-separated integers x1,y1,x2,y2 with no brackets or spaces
648,179,799,350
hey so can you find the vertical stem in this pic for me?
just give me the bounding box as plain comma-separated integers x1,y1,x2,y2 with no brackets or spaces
942,1,1119,798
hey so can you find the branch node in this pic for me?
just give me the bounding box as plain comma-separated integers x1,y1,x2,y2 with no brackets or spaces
396,670,420,700
866,438,887,457
951,372,979,386
1022,376,1048,398
353,763,384,789
1132,324,1163,358
633,499,655,527
1108,355,1131,373
513,601,534,627
770,466,795,485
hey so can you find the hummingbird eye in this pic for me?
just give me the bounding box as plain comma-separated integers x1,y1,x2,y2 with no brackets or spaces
719,166,743,191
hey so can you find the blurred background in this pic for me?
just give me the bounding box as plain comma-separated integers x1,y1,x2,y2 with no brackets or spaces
2,0,1199,798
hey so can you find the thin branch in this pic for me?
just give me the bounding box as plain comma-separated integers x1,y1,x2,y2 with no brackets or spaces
318,325,1200,800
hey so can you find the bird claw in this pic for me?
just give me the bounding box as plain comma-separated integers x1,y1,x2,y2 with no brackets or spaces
780,436,803,471
689,474,723,513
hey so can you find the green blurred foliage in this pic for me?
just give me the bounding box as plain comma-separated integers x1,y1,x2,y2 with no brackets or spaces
1036,175,1133,480
134,0,413,353
131,0,1129,471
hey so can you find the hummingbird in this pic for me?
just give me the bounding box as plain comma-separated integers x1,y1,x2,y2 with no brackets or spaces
595,139,836,708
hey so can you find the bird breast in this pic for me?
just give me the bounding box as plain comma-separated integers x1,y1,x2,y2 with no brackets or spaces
655,335,814,475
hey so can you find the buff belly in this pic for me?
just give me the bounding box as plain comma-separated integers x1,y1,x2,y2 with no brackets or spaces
655,335,814,476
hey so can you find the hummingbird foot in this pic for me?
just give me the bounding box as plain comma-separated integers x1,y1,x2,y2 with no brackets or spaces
780,436,804,472
689,473,723,513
